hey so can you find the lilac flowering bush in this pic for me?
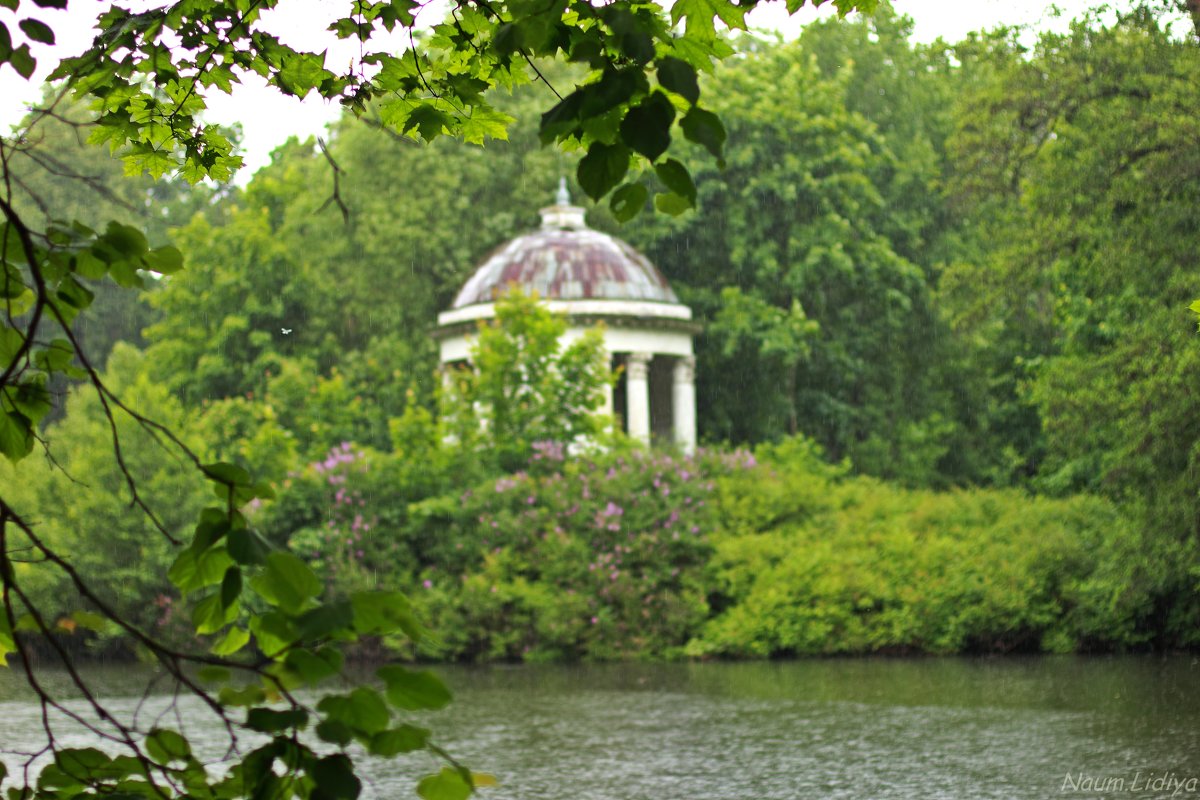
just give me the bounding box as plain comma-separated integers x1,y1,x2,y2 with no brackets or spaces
258,406,491,600
283,444,377,592
265,431,1144,660
261,440,451,599
407,446,758,661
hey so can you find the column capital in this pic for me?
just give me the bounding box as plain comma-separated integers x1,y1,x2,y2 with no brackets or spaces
626,352,651,380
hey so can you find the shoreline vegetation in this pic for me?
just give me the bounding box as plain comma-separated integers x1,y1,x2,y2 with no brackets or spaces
8,433,1191,663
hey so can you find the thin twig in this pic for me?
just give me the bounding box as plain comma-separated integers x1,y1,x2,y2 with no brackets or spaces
316,137,350,225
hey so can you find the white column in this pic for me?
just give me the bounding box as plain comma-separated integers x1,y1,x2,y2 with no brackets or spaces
673,355,696,455
599,371,614,427
625,352,651,445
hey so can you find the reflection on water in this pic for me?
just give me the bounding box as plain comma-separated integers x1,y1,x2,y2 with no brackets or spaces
2,658,1198,799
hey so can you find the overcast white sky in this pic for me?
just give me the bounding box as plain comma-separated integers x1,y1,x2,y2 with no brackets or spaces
0,0,1103,178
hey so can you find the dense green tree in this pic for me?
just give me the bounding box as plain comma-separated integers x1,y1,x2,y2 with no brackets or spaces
138,70,589,431
284,79,580,344
799,5,960,267
623,34,958,484
1,345,208,640
946,10,1200,643
4,93,228,371
948,11,1200,504
441,289,611,471
144,206,337,403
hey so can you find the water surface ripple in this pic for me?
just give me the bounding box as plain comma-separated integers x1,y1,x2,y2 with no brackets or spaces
2,658,1197,799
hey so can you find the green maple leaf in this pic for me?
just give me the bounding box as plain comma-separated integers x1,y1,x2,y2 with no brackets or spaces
403,104,453,141
461,106,514,145
124,144,174,178
276,51,329,99
202,63,238,93
669,0,747,41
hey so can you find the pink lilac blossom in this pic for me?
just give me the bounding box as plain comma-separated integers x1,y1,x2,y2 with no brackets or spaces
531,440,565,461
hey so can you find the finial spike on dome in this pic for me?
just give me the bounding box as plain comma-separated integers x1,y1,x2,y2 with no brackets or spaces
541,177,586,229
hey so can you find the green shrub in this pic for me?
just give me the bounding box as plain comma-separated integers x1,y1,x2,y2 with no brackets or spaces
690,439,1148,657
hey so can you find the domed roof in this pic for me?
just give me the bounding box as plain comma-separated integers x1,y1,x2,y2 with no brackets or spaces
449,182,680,310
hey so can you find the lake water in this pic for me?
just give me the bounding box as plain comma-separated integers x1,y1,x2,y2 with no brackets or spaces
1,658,1198,799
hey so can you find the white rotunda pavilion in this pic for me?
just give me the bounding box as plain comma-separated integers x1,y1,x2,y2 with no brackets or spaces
434,181,699,452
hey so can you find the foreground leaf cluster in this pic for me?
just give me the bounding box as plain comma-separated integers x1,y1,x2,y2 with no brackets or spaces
4,0,875,214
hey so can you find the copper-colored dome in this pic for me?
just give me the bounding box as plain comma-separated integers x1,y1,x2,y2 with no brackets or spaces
450,203,680,309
